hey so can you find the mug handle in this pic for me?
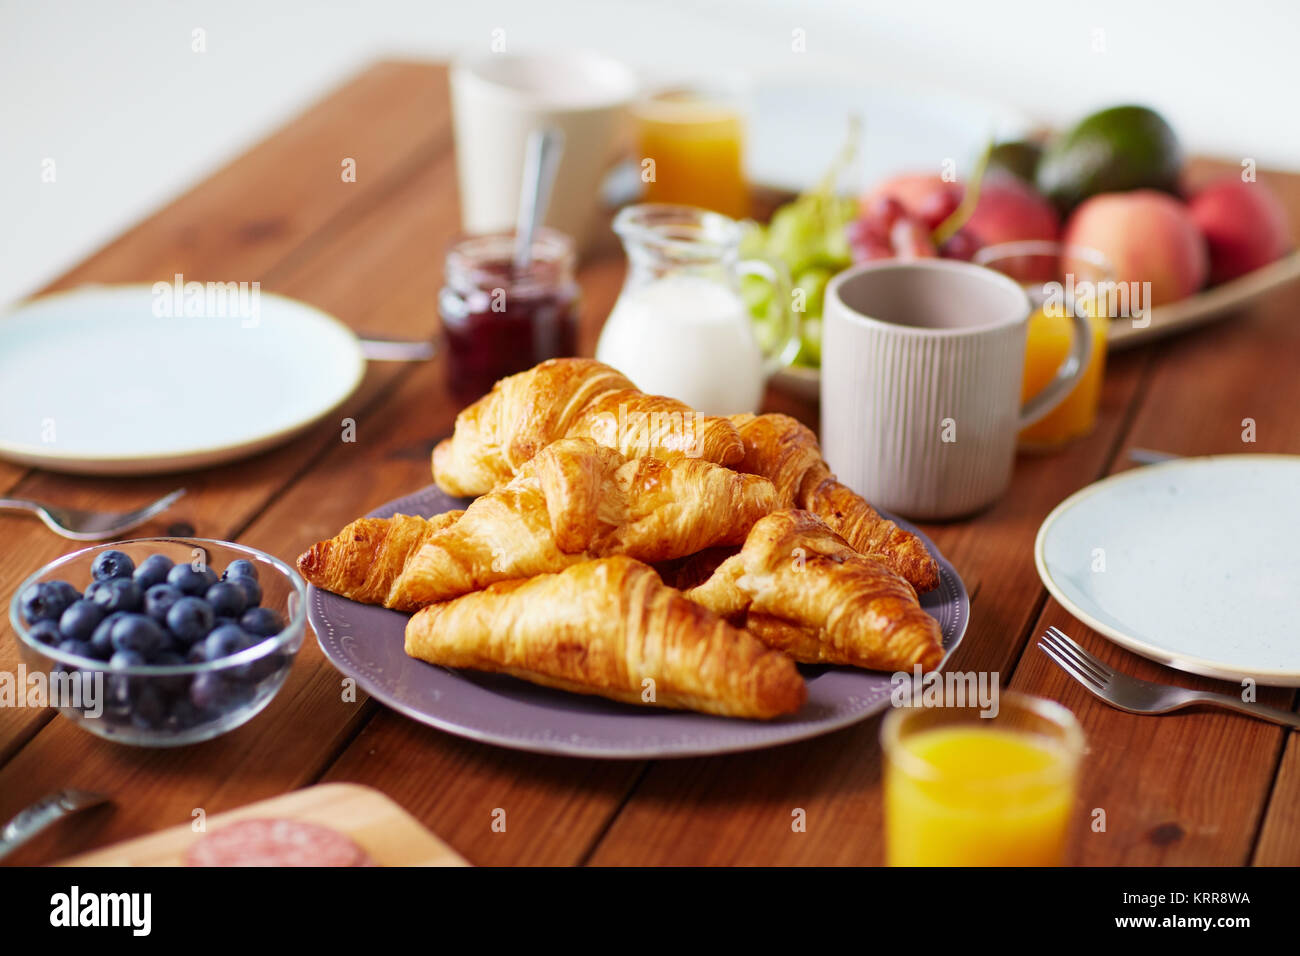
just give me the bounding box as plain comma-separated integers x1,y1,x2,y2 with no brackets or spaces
1018,308,1094,428
739,257,801,377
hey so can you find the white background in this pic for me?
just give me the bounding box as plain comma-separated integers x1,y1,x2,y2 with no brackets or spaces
2,0,1296,308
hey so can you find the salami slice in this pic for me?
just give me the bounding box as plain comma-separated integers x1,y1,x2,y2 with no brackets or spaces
185,818,370,867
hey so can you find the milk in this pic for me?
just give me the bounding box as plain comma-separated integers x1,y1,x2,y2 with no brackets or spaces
596,274,765,415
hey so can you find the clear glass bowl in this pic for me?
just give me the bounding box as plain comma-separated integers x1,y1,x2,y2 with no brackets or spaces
9,538,306,747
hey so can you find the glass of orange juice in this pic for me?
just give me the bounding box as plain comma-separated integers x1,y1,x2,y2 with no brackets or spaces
881,692,1085,866
975,241,1114,450
632,84,749,219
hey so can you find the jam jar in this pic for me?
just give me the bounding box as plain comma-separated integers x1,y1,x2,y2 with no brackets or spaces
438,229,581,405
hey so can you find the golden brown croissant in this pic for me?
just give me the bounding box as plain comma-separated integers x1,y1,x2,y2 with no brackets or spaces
432,358,745,496
405,556,806,719
296,510,465,611
728,413,940,592
684,510,945,672
396,438,777,606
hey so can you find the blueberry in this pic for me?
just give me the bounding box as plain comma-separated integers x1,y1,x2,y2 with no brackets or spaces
239,606,283,637
48,580,81,607
133,553,174,590
166,596,215,644
223,559,259,583
130,685,167,729
241,648,284,683
28,619,64,647
56,638,93,660
165,697,201,731
109,614,167,655
203,624,252,662
58,599,107,642
89,611,125,656
149,651,190,691
227,574,262,608
19,580,78,625
108,649,146,668
90,577,142,614
189,671,227,710
205,580,247,618
185,644,208,664
167,564,216,596
91,549,135,582
143,583,183,623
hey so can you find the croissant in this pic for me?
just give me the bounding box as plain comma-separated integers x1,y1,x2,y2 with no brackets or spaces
405,556,806,719
296,510,465,611
685,510,945,672
432,358,744,496
728,413,940,592
658,546,738,592
396,437,776,606
301,438,777,609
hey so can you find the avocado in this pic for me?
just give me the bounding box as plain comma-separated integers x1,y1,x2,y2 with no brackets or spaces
986,140,1044,185
1036,105,1182,212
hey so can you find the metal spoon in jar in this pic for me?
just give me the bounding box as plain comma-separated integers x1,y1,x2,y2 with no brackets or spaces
513,127,567,273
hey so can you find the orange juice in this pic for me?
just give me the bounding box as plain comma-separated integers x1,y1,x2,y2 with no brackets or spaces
1018,302,1109,448
885,726,1076,866
634,92,748,218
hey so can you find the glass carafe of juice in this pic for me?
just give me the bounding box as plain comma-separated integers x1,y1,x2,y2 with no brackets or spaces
596,204,798,415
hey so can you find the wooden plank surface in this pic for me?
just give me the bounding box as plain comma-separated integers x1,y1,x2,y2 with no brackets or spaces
2,62,1298,867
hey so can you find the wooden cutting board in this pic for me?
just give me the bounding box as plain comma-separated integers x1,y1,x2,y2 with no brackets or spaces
59,783,468,866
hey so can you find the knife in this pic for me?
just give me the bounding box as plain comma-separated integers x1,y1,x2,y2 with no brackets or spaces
0,789,110,861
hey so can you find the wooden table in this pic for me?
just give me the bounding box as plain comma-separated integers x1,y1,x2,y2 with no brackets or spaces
3,61,1299,867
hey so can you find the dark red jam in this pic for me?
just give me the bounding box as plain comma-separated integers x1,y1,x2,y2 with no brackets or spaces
439,229,580,406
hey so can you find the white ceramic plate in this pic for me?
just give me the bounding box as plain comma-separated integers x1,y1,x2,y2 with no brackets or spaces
747,79,1031,194
1035,455,1300,685
0,285,366,475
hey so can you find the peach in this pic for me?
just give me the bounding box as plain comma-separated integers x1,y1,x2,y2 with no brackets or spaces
1189,176,1292,284
1063,191,1208,307
962,173,1061,247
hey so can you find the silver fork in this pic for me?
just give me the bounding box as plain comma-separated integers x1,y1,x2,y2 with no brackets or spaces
0,488,186,541
1038,626,1300,729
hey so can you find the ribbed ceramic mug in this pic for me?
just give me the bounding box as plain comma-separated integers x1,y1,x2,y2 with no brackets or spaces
821,259,1091,520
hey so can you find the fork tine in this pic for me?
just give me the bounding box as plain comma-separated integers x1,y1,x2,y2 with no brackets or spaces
1037,640,1105,691
1042,629,1111,685
1047,626,1115,679
133,488,187,523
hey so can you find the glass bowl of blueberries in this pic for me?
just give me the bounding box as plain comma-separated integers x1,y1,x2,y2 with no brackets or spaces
9,538,306,747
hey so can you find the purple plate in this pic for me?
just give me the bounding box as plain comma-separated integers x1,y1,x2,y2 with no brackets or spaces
309,485,968,758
